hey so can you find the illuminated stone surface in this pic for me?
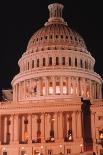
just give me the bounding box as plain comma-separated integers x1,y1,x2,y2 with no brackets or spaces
0,3,103,155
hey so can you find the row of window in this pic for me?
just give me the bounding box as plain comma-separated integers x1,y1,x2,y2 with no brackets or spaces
31,34,84,46
21,57,92,71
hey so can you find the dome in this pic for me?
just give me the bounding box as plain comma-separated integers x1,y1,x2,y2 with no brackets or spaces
12,3,102,102
26,3,87,54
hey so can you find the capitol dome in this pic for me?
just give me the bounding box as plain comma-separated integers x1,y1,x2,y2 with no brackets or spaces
12,3,102,102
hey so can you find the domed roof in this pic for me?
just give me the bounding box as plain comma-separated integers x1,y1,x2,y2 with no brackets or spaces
26,3,87,52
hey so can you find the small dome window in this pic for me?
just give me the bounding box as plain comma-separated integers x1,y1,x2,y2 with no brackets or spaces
61,35,63,39
62,57,65,65
45,36,48,39
37,59,39,67
43,58,46,66
50,35,52,39
56,57,59,65
69,57,71,66
49,57,52,66
75,58,77,67
66,36,68,39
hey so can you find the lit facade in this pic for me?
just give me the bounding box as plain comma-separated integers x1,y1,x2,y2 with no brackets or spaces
0,3,103,155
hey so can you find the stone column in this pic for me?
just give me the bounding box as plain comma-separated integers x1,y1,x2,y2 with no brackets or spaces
53,76,56,95
32,114,38,140
77,111,82,139
60,76,63,95
4,116,7,143
76,77,79,96
10,115,14,143
14,114,19,143
67,114,69,132
72,112,76,140
58,112,63,141
27,114,32,143
45,77,49,96
91,112,96,140
22,116,25,142
41,113,45,142
68,77,70,95
54,113,58,141
45,114,51,140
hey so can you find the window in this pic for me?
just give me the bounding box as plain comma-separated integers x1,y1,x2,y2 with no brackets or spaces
80,59,83,68
49,57,52,66
32,60,34,68
61,35,63,39
56,82,60,94
37,59,39,67
63,81,67,94
62,57,65,65
69,57,71,66
3,152,7,155
67,149,71,154
49,82,53,95
75,58,77,67
27,62,29,70
43,58,46,66
56,57,59,65
48,150,52,155
21,151,26,155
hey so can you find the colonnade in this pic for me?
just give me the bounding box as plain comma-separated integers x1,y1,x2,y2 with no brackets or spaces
13,76,102,101
0,111,82,145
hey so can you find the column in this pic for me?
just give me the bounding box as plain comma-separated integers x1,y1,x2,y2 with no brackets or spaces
91,112,96,140
45,114,51,140
45,77,49,96
54,113,58,141
60,76,63,95
77,111,82,139
67,114,69,132
24,80,26,99
68,77,70,95
58,112,63,141
27,114,32,143
72,112,76,140
40,113,45,142
4,116,7,143
15,84,18,101
14,114,19,143
10,115,14,143
32,114,38,140
22,116,25,142
0,115,1,144
76,77,79,96
53,76,56,95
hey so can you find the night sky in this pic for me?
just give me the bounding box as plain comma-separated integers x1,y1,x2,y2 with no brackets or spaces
1,0,103,89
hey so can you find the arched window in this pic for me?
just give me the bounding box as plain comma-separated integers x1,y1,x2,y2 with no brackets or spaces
3,152,7,155
43,58,46,66
69,57,71,66
80,59,83,68
42,81,45,96
37,59,39,67
27,62,29,70
63,81,67,94
49,57,52,66
49,82,53,95
32,60,34,68
62,57,65,65
56,81,60,94
56,57,59,65
75,58,77,67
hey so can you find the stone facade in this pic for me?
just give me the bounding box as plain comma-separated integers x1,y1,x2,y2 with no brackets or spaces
0,3,103,155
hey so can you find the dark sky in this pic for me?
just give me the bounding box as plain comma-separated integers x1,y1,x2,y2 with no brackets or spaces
1,0,103,89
